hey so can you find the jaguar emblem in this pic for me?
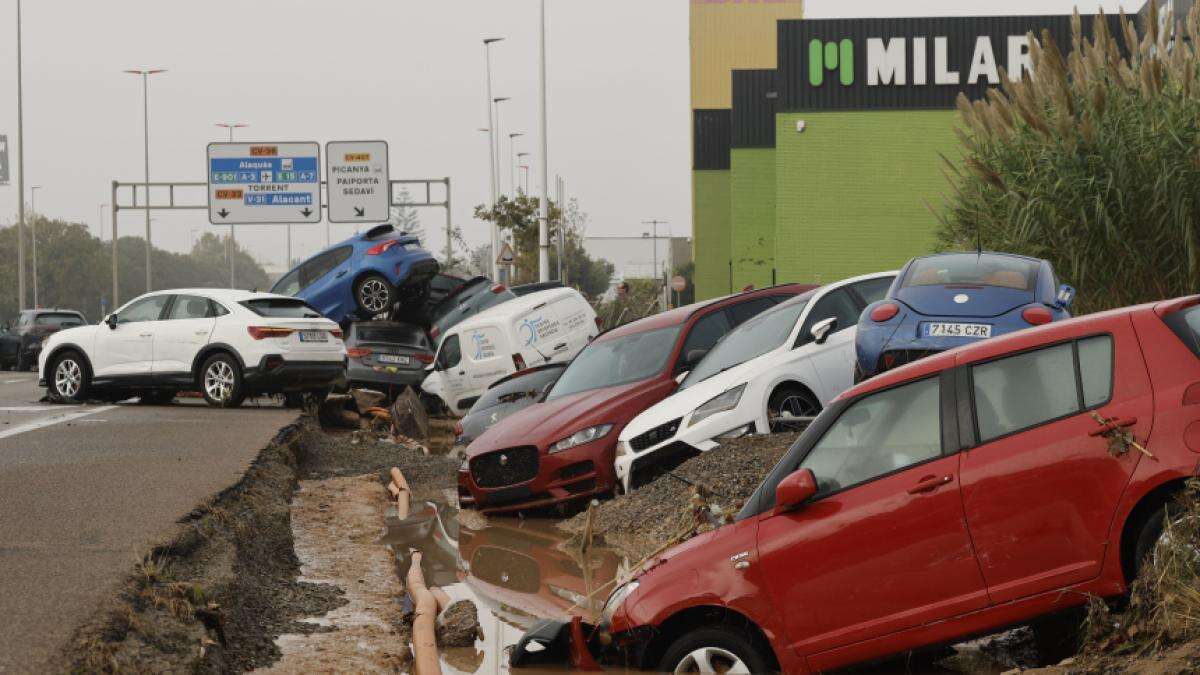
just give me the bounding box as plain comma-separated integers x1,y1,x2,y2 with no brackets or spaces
500,454,509,466
954,293,970,304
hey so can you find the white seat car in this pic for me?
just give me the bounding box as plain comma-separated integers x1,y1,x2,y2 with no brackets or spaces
614,271,897,492
39,289,346,407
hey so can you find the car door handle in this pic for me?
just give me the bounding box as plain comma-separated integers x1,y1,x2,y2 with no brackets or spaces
907,475,953,495
553,342,567,351
457,371,465,376
1089,416,1138,436
139,333,152,338
194,330,209,335
335,270,348,278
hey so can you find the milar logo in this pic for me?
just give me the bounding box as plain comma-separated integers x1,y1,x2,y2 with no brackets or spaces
807,35,1033,89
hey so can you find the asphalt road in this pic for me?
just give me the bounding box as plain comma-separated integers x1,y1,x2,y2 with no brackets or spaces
0,374,296,673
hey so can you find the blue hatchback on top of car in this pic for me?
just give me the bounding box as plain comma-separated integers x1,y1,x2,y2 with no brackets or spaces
271,224,438,325
854,251,1075,381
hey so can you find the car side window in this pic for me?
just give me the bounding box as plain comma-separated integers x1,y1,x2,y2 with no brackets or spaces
850,277,894,306
118,295,170,324
274,269,301,296
971,337,1111,443
800,376,942,496
167,295,215,320
677,311,732,373
209,300,230,317
796,289,861,347
300,246,353,289
727,297,776,326
438,334,462,370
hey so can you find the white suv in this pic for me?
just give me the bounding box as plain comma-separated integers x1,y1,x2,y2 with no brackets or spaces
39,289,346,407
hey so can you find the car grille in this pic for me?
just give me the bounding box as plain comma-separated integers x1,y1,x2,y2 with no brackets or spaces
471,446,539,488
877,349,941,375
630,418,682,452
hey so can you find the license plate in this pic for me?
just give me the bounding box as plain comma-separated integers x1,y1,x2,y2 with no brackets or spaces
377,354,410,365
923,322,992,338
299,330,328,342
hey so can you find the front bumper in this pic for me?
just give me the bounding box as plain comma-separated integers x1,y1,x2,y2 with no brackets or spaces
242,355,346,393
458,439,617,513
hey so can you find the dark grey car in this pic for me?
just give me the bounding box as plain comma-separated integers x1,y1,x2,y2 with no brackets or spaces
344,321,435,394
453,363,566,449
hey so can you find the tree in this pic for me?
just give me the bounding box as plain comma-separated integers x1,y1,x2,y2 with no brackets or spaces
937,6,1200,314
390,188,426,243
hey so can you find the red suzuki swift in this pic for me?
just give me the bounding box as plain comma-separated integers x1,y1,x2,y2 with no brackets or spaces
515,296,1200,673
458,284,814,514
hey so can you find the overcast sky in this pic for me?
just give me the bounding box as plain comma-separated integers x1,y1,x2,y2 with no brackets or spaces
0,0,1133,272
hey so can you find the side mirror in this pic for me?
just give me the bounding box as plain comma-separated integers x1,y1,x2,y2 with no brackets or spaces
773,468,818,516
811,317,838,345
105,314,118,330
685,348,708,368
1054,284,1076,310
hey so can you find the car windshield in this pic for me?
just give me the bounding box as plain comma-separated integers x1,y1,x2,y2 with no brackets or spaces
681,298,809,389
34,313,85,327
472,366,565,413
240,298,323,318
355,325,429,348
902,254,1038,291
430,282,516,334
546,325,682,400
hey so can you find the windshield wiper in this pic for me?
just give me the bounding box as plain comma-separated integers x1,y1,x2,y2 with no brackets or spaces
694,363,739,385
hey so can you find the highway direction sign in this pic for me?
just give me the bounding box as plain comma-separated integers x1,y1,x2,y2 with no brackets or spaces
207,142,321,224
326,140,390,223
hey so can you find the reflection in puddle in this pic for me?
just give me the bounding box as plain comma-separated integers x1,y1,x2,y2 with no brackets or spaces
381,501,628,674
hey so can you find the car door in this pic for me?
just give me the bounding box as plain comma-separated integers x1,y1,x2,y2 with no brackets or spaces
756,372,988,660
92,294,170,378
674,310,733,376
956,318,1151,604
299,247,354,317
152,295,217,377
795,288,863,402
434,333,467,407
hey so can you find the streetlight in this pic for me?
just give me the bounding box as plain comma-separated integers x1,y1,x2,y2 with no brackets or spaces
516,152,531,194
98,203,109,240
15,0,26,310
215,122,248,288
643,220,669,306
483,37,504,279
537,0,552,282
29,185,40,307
123,68,167,292
492,96,510,199
508,132,524,196
519,165,530,195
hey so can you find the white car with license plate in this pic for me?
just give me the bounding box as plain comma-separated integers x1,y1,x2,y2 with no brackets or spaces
38,289,346,407
614,272,896,492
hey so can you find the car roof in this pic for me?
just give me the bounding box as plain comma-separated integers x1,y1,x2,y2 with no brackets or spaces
448,287,580,331
912,250,1045,264
599,283,817,341
134,288,299,303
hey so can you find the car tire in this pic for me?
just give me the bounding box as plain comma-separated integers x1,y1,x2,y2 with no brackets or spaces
354,273,395,317
658,626,770,674
1132,502,1181,580
767,385,821,433
47,350,92,403
200,353,246,408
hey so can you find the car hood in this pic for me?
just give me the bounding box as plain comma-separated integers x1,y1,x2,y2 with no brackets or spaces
466,378,668,456
895,285,1036,319
48,324,98,345
622,354,772,440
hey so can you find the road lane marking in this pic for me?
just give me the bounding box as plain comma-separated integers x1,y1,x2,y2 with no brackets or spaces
0,406,76,412
0,406,116,440
2,379,33,384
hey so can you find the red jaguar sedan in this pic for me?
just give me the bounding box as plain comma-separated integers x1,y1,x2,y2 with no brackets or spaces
457,284,814,514
515,295,1200,673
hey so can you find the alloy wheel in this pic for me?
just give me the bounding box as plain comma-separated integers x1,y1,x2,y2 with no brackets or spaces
360,279,390,313
205,360,235,403
769,392,820,432
673,647,751,674
55,359,82,398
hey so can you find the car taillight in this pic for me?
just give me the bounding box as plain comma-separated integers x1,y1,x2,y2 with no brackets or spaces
870,302,899,322
347,347,372,359
247,326,295,340
454,421,464,437
366,239,401,255
1022,306,1053,325
429,325,441,339
491,284,507,294
414,352,435,364
512,353,526,370
330,328,344,339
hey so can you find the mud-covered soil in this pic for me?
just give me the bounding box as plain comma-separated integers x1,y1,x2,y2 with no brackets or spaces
63,417,458,673
559,432,799,559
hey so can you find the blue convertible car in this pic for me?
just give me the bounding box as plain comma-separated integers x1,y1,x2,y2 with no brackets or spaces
855,251,1075,381
271,224,438,325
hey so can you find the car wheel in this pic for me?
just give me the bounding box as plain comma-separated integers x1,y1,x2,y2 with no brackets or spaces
767,386,821,433
48,351,91,403
1133,502,1184,580
355,273,395,317
658,627,769,674
201,353,246,408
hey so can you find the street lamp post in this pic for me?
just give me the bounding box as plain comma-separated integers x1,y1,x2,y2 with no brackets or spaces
29,185,40,307
537,0,552,282
483,37,504,279
124,68,166,292
508,132,523,196
215,122,248,288
519,165,530,195
492,97,510,198
98,203,109,240
516,153,531,194
643,220,669,308
15,0,26,310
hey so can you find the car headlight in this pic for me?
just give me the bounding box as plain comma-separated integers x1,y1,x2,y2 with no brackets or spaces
601,580,639,623
548,424,613,454
688,384,746,427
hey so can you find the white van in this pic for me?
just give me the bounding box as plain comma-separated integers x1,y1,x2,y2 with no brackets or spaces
421,288,598,414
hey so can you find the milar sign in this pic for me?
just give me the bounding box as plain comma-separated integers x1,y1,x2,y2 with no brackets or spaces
779,13,1125,110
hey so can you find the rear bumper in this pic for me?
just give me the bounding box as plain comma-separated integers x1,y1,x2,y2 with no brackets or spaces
394,257,439,288
458,439,617,513
243,355,345,393
345,362,426,389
